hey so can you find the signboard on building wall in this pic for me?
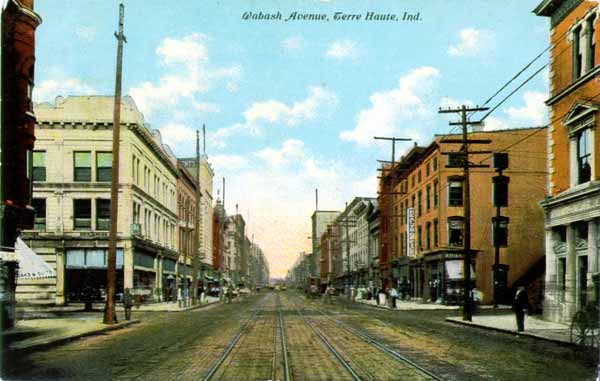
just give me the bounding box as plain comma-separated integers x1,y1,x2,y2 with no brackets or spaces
406,208,415,257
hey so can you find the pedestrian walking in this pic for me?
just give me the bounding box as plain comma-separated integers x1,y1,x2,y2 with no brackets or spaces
512,286,530,332
226,286,233,304
123,288,133,321
390,287,398,309
178,285,184,308
375,287,380,305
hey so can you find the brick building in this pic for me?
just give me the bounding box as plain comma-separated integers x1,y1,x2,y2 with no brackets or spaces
1,0,41,328
535,0,600,323
379,128,547,305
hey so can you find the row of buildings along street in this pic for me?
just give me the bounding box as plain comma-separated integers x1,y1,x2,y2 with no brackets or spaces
16,96,269,309
0,0,269,328
288,0,600,327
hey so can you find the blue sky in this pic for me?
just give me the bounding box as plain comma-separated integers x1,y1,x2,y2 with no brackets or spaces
34,0,552,277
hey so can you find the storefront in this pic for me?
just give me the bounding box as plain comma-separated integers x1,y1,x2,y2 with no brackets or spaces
65,248,124,302
162,258,177,301
133,250,156,302
444,259,476,305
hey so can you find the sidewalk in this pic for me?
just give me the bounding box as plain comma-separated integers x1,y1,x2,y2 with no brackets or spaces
446,313,572,345
355,297,460,311
3,314,140,353
17,296,221,318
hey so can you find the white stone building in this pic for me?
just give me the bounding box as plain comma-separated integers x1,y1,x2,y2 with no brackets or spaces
19,96,181,306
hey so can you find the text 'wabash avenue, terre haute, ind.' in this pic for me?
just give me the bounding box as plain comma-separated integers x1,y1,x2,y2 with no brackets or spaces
241,11,422,22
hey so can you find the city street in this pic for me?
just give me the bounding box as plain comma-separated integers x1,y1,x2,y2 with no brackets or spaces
5,291,597,381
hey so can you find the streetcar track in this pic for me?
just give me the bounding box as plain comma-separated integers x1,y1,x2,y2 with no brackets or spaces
276,292,292,381
291,293,446,381
202,295,269,381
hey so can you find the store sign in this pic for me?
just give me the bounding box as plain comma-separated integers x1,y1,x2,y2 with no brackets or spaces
406,208,415,257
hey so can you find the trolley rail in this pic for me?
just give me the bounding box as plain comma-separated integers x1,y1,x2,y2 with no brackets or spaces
295,305,362,380
276,292,292,381
292,293,446,381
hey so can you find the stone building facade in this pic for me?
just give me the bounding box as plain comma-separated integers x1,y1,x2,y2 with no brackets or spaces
535,0,600,323
19,96,180,305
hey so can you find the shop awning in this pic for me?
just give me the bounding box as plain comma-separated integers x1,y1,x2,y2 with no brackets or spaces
15,237,56,279
445,260,475,280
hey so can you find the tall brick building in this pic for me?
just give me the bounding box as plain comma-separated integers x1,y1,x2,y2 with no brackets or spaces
535,0,600,323
378,128,547,305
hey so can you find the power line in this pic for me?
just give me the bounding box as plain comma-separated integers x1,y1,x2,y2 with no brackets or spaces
479,64,549,122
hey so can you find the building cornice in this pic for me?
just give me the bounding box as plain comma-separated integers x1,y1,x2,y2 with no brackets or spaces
546,65,600,106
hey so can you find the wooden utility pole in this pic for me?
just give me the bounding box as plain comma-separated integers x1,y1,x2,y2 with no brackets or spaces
439,104,489,322
191,130,201,305
104,2,126,325
374,136,411,288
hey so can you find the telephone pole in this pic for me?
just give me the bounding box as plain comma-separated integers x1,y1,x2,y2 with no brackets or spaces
191,130,201,305
104,2,126,325
439,104,490,321
374,136,411,288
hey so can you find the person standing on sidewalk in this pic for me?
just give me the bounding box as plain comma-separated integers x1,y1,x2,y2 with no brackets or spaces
123,288,133,321
512,286,530,332
390,287,398,309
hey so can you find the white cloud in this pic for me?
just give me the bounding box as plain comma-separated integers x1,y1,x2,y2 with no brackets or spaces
281,36,304,54
350,175,377,197
483,91,548,131
340,66,440,147
244,85,338,127
75,25,96,43
325,40,359,60
505,91,547,125
128,33,241,116
156,33,208,66
33,77,96,102
448,28,494,57
193,102,220,113
159,122,196,147
210,140,371,277
254,139,305,166
210,154,248,171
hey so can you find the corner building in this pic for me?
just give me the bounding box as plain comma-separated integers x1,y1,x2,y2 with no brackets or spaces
19,96,180,306
535,0,600,323
379,128,547,305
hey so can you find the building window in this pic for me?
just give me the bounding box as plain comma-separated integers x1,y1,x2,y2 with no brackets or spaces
426,222,431,250
32,198,46,231
73,199,92,230
573,25,583,80
426,185,431,211
577,128,592,184
448,217,464,246
433,219,438,247
96,199,111,231
588,15,596,69
411,195,415,209
417,225,422,251
74,152,91,182
96,152,112,182
417,191,422,216
448,180,463,207
32,151,46,182
417,170,422,183
433,180,438,208
426,162,430,177
432,157,438,171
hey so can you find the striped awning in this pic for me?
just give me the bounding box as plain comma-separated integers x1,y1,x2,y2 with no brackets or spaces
15,237,56,279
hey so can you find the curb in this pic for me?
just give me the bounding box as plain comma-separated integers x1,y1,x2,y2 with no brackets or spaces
353,299,460,312
444,317,575,347
7,319,141,354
